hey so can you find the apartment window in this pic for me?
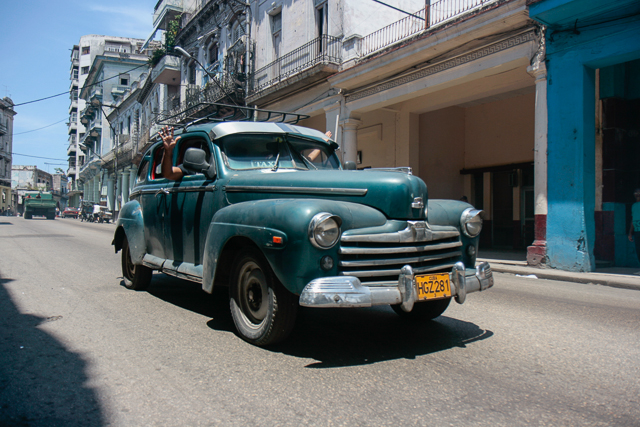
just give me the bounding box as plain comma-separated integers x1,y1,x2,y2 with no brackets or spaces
316,1,328,37
82,46,90,55
120,75,129,86
81,66,89,75
188,62,196,85
72,68,79,79
271,11,282,61
208,43,218,65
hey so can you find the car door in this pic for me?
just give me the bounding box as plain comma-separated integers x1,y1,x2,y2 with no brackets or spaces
165,135,219,267
138,144,172,261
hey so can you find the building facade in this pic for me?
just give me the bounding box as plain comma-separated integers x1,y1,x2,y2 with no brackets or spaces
96,0,639,271
0,97,16,213
529,0,640,270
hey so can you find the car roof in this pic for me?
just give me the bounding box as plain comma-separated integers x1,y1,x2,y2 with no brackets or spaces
178,122,338,148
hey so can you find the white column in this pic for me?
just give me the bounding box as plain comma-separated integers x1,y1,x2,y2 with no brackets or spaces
107,176,115,211
122,171,130,204
340,118,362,164
526,60,548,266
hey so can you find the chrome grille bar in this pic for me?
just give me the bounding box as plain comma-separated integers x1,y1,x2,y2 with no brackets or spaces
339,250,461,267
339,241,461,255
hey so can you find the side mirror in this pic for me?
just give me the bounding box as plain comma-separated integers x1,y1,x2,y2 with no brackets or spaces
343,161,357,170
183,148,217,180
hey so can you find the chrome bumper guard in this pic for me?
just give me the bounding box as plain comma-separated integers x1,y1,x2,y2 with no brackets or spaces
299,261,493,308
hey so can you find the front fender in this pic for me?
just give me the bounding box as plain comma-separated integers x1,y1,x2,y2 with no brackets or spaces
112,200,146,265
202,199,388,294
428,199,482,267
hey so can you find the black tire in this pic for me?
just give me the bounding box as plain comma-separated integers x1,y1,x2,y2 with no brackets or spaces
24,213,32,219
121,237,152,291
229,248,298,346
392,297,451,320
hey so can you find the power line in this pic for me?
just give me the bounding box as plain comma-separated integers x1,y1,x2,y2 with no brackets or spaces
11,152,68,161
13,118,68,135
12,62,150,107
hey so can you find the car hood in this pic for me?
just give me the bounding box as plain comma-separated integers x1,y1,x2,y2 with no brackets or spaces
223,169,428,220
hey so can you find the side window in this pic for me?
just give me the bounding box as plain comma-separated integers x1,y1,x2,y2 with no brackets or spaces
137,158,149,183
176,138,211,175
150,146,165,180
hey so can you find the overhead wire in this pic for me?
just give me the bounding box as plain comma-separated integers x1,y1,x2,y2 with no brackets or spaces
13,118,68,135
12,61,150,107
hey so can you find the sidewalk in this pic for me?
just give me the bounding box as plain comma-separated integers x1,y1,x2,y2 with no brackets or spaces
478,250,640,291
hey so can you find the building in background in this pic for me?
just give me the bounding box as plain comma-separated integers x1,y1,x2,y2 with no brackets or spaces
0,97,16,214
52,174,69,211
11,165,53,215
72,35,155,208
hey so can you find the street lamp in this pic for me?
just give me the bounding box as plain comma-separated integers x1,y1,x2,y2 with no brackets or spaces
174,46,239,106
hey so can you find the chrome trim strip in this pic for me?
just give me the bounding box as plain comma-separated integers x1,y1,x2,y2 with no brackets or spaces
341,262,456,278
339,250,461,267
225,185,368,196
341,222,459,243
339,241,462,255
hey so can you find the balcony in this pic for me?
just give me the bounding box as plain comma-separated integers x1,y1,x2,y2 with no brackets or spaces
67,143,77,156
111,85,129,98
359,0,499,58
247,35,342,105
67,165,77,177
153,0,183,30
68,100,78,115
67,120,77,135
151,53,181,86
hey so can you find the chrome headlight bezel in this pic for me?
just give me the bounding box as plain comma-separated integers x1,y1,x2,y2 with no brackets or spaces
308,213,342,249
460,208,483,238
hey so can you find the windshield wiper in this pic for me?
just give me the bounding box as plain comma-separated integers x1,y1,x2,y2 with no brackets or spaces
271,151,281,171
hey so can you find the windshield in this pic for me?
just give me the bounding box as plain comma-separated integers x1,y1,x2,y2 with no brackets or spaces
219,134,341,171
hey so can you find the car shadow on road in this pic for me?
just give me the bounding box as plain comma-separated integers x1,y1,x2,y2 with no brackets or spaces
273,306,493,368
144,274,236,333
142,275,492,368
0,275,105,426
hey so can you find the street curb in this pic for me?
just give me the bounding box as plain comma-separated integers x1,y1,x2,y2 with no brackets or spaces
485,262,640,291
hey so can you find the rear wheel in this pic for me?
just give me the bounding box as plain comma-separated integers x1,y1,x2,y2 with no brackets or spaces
121,237,152,290
229,248,297,346
392,298,451,320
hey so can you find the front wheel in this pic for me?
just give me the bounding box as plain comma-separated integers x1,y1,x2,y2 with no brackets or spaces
121,237,152,290
229,248,298,346
392,297,451,320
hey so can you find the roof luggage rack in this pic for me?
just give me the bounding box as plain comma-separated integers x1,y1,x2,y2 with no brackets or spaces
158,102,311,130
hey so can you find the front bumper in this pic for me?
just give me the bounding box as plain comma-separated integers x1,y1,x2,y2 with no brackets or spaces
299,261,493,309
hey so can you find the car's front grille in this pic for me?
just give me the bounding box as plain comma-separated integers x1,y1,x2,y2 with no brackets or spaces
338,221,462,285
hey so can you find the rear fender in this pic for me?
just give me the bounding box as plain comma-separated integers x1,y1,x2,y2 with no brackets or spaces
112,200,146,264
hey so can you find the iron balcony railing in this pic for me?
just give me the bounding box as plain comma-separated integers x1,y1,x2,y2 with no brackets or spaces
249,34,341,96
361,0,499,57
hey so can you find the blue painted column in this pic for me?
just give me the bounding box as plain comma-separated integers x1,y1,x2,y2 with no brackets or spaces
546,52,596,272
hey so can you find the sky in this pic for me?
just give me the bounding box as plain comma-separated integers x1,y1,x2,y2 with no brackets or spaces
0,0,159,175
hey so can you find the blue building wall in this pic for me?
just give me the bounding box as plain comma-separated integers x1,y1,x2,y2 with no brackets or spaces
529,0,640,271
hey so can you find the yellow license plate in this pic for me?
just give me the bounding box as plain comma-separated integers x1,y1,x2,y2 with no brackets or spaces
415,273,452,301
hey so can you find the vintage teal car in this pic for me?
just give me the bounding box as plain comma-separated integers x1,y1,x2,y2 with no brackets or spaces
113,120,493,346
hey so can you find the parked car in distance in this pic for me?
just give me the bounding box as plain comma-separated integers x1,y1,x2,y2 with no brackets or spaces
62,207,80,219
113,109,493,346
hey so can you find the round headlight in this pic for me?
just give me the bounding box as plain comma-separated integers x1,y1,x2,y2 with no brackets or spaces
460,208,483,237
308,213,342,249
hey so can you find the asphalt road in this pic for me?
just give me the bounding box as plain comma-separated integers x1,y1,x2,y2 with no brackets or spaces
0,216,639,426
